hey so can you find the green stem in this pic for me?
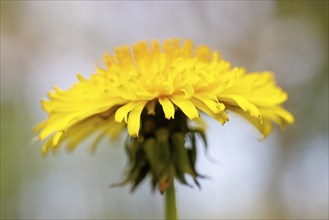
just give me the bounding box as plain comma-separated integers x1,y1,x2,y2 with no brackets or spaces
165,182,178,220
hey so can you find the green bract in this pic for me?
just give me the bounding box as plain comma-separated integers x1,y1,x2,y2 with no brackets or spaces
114,104,206,193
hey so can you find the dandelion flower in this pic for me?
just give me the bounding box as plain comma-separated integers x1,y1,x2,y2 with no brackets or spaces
34,38,294,192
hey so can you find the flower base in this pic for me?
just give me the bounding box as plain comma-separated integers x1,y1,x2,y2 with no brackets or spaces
114,103,205,193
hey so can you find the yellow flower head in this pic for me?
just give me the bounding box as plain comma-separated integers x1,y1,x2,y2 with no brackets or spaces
34,38,294,155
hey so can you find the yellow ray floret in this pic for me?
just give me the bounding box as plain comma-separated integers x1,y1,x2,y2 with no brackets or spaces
34,38,294,155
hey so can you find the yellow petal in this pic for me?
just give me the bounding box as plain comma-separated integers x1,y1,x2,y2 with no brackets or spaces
262,106,295,128
191,97,228,124
146,100,157,115
230,107,273,139
115,102,138,123
220,95,262,119
229,105,294,139
194,94,223,113
41,136,56,156
180,84,194,98
170,97,199,119
159,97,175,119
52,130,64,146
127,101,147,137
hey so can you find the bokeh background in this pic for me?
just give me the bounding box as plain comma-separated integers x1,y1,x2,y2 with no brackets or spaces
1,1,328,219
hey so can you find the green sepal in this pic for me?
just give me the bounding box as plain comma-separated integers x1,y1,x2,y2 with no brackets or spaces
114,106,208,193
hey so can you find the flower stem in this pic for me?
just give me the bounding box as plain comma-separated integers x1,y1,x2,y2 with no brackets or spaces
165,182,178,220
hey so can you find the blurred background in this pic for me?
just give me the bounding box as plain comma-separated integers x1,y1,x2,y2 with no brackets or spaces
1,1,328,219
